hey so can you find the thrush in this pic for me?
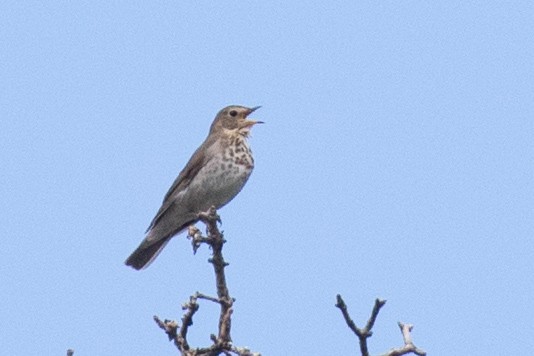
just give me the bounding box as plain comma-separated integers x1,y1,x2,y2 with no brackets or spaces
125,105,263,270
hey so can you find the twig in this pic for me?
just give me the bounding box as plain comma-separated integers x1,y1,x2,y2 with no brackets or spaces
197,206,234,343
380,323,426,356
154,207,260,356
336,295,386,356
336,295,426,356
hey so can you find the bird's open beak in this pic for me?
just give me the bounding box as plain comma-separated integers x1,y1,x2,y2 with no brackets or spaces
242,119,264,128
246,106,262,116
244,106,264,127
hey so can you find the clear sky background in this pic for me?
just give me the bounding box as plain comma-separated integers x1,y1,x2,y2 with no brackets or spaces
1,1,532,355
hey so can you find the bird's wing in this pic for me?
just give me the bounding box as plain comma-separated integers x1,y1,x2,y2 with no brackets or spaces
145,135,217,233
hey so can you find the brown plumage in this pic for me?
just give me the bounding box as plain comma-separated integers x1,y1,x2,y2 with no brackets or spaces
125,105,262,270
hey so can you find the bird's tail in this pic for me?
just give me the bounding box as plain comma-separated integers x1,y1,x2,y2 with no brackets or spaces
125,236,171,270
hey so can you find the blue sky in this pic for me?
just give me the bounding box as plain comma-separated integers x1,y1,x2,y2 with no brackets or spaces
1,1,532,355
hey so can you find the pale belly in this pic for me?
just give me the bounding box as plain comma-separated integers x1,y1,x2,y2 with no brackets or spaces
186,149,254,211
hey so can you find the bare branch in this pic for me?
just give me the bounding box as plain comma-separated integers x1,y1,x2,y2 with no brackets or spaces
154,207,260,356
336,295,386,356
197,206,234,343
197,292,223,305
336,295,426,356
380,322,426,356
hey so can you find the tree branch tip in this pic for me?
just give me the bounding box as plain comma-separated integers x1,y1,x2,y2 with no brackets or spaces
398,322,414,331
187,225,200,235
153,315,164,326
335,294,346,308
198,206,221,224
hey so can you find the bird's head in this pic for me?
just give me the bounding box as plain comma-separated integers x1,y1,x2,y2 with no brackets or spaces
210,105,263,135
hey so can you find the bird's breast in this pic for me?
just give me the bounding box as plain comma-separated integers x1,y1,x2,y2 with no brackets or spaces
187,138,254,210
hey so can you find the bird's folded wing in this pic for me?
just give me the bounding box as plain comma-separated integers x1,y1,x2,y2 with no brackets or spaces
145,135,216,233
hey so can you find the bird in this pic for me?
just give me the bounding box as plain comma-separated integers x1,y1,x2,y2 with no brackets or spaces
125,105,263,270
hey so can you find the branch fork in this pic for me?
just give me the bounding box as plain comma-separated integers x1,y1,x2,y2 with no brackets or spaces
336,295,426,356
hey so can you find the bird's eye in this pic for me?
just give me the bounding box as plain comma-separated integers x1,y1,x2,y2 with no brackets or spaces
229,110,238,117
